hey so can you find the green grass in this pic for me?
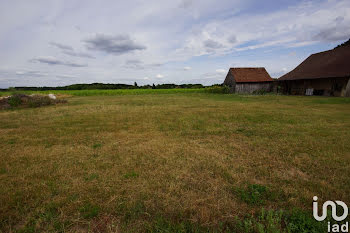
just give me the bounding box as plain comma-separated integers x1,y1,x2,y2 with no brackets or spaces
0,91,349,232
235,184,275,206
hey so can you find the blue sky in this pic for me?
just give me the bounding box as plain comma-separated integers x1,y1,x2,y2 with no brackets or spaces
0,0,349,88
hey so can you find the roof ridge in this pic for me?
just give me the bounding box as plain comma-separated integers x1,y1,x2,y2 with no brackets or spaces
309,45,350,56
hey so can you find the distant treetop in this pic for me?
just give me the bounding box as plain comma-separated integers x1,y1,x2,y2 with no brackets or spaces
334,38,350,49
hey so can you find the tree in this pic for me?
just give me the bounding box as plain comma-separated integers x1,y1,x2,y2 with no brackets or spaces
152,83,156,89
134,82,138,87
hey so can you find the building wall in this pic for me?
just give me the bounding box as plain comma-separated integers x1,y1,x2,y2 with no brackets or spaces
223,72,236,93
345,78,350,97
281,77,350,96
235,82,272,94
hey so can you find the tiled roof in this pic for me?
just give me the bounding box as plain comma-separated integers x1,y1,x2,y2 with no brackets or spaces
229,68,273,83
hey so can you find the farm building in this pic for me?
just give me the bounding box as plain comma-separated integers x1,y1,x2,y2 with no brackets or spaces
279,45,350,97
223,67,274,93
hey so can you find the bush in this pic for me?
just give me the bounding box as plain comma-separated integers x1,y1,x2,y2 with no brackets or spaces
204,85,230,94
28,95,53,108
0,94,67,110
7,94,23,107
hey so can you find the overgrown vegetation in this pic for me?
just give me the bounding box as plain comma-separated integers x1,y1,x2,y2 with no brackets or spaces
144,208,329,232
204,85,230,94
235,184,276,205
0,92,349,232
0,93,66,109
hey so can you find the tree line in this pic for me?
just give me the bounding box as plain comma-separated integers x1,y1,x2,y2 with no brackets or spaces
3,83,207,91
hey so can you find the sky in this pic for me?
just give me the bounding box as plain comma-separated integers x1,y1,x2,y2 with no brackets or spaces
0,0,349,88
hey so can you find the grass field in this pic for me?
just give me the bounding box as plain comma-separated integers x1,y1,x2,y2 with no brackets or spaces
0,90,349,232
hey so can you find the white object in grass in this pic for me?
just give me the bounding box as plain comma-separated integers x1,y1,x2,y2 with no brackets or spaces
48,94,56,100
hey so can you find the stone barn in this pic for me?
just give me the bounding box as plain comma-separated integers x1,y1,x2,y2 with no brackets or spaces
223,67,274,93
279,45,350,97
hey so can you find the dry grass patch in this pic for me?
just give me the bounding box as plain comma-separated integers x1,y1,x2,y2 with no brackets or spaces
0,93,349,232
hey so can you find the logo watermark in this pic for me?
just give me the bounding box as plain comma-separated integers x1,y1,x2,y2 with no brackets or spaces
313,196,349,232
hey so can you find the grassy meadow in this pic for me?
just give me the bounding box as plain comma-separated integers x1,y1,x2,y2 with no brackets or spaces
0,90,349,232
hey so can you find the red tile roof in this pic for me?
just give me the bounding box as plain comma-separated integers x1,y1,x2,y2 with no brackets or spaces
229,67,273,83
279,46,350,81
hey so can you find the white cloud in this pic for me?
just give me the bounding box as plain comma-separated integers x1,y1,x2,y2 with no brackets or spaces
0,0,349,87
175,0,350,58
216,69,226,73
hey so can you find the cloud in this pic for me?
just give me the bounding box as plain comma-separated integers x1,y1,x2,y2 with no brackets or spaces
56,74,79,79
175,0,350,60
49,42,73,51
312,27,350,42
203,39,223,49
288,51,296,56
50,42,95,59
184,66,192,71
62,50,95,59
312,15,350,42
227,35,237,44
188,70,226,85
30,56,87,67
84,34,146,55
15,70,49,77
2,0,350,88
156,74,164,79
179,0,194,9
216,69,226,73
123,59,163,69
124,59,144,69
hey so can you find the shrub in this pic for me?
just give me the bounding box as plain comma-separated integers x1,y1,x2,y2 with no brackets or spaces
0,94,67,110
7,94,23,107
28,95,53,108
204,85,230,94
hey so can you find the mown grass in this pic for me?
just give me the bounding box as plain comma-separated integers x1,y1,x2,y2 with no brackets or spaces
0,91,349,232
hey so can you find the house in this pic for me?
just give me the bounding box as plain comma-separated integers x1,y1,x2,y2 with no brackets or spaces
279,45,350,97
223,67,274,93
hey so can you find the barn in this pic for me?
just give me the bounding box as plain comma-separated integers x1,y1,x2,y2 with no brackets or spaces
223,67,274,93
279,45,350,97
